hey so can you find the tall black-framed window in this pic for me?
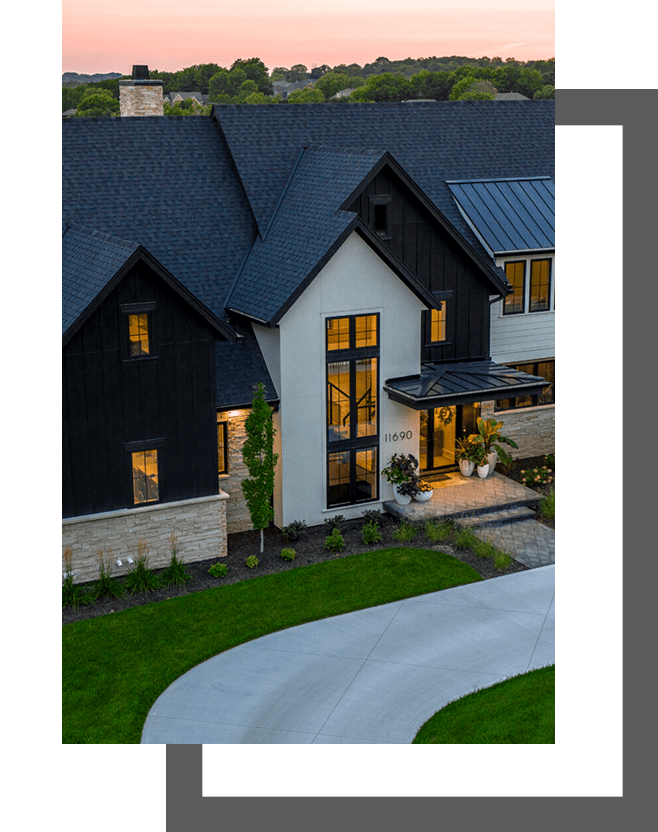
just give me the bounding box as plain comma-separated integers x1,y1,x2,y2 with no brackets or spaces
495,359,555,411
326,314,379,508
529,258,552,312
503,261,526,315
124,438,164,505
120,302,157,360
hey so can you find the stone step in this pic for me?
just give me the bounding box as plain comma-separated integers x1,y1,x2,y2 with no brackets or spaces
453,505,537,529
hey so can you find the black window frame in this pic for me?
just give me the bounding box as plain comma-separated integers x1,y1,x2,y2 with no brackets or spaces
368,194,392,241
528,258,553,313
325,314,380,508
502,261,527,315
124,438,165,505
494,359,555,411
217,420,228,476
120,302,157,362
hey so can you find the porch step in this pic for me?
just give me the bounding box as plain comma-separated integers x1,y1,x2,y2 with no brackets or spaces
452,505,537,530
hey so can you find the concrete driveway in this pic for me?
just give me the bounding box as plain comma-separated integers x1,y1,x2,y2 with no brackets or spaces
141,564,555,744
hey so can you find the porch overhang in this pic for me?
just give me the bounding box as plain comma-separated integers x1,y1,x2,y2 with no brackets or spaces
384,360,550,410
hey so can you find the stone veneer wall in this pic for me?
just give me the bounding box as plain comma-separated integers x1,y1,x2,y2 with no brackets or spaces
218,409,256,534
480,401,555,459
119,82,164,117
62,493,229,585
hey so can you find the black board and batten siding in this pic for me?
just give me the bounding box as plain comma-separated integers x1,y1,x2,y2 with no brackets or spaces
62,263,220,518
350,168,492,364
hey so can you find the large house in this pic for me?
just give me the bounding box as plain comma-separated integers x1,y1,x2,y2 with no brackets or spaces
62,90,554,581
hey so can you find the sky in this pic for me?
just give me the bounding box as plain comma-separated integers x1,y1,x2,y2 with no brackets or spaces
62,0,555,75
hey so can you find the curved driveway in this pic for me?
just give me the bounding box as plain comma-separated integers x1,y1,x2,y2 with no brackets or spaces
141,564,554,744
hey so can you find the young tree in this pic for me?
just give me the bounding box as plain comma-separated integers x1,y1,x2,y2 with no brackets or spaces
241,383,279,554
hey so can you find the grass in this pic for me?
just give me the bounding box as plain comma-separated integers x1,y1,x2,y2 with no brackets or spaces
63,546,482,744
413,665,555,743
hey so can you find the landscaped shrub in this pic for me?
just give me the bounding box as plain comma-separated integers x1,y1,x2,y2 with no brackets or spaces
282,520,307,541
323,514,345,532
520,465,553,488
93,547,126,600
393,519,418,542
494,551,513,571
123,540,162,595
161,532,192,587
323,528,345,553
361,521,382,545
280,548,296,561
539,487,555,520
362,509,383,526
245,555,259,569
454,527,479,550
62,546,92,608
424,520,453,542
472,539,496,559
208,562,228,578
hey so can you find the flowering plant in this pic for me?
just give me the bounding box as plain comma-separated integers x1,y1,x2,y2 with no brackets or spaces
417,480,433,493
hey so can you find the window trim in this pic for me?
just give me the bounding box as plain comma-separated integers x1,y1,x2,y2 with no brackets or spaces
528,258,553,314
368,194,392,240
217,420,228,476
502,260,527,316
120,302,157,362
124,438,164,505
499,255,554,316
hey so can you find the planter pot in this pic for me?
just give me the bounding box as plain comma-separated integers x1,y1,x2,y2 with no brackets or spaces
413,490,433,502
486,451,498,475
393,485,412,505
459,459,475,477
477,463,490,479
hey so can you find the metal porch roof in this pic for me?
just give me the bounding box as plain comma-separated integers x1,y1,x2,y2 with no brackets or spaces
384,360,550,410
447,177,554,255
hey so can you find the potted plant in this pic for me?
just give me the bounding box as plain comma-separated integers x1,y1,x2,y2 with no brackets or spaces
455,439,478,477
471,444,490,479
467,417,518,477
381,453,420,504
413,480,434,502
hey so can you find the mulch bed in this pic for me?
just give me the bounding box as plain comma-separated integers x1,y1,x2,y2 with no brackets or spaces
62,456,553,626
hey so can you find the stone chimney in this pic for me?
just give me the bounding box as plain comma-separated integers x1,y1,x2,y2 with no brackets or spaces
119,65,164,117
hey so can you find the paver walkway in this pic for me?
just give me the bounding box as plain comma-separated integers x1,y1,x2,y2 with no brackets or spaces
141,565,555,744
384,471,554,568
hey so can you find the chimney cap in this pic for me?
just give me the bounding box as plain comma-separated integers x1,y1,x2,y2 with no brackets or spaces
132,65,150,80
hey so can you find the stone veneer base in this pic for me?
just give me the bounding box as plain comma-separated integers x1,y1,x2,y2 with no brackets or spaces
62,492,229,585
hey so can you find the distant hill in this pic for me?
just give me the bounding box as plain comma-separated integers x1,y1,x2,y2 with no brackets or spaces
62,72,123,86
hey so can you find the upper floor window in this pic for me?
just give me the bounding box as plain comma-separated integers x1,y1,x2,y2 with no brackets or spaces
121,301,156,360
129,313,151,357
430,303,447,342
503,258,553,315
495,359,555,411
368,195,392,240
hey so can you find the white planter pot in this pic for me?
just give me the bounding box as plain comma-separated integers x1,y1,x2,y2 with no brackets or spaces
486,451,498,475
459,459,475,477
477,463,490,479
413,490,433,502
394,486,412,505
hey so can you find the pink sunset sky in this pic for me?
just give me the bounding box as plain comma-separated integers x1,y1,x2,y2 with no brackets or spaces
62,0,554,75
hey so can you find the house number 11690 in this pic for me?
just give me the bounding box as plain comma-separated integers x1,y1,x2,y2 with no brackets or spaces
383,431,413,442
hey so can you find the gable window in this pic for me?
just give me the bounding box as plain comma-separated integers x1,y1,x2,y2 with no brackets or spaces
129,313,151,356
326,314,379,508
503,261,526,315
369,195,392,240
131,449,159,504
529,259,552,312
121,302,157,360
495,359,555,411
217,420,228,475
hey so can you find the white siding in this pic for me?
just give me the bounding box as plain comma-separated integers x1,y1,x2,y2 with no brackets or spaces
275,231,425,528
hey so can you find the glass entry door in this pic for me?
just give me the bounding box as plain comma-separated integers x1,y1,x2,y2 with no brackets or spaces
420,406,457,471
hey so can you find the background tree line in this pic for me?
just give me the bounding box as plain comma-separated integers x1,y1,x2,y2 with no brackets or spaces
63,55,554,115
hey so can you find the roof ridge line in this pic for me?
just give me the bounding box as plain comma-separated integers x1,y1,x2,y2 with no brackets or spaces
262,145,307,242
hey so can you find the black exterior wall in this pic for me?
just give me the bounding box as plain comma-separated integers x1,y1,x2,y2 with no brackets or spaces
62,262,220,518
350,167,493,363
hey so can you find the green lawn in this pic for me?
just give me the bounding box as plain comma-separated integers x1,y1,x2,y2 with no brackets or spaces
413,665,555,743
63,547,482,744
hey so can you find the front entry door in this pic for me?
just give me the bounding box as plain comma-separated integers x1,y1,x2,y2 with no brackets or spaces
420,406,457,471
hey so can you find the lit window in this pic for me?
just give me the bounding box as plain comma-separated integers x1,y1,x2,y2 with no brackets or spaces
529,259,552,312
503,262,526,315
128,313,150,356
217,421,228,475
430,303,447,342
495,360,555,411
132,449,159,504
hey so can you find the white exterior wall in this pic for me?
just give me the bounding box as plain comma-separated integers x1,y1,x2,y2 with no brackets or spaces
489,254,555,364
275,232,426,528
